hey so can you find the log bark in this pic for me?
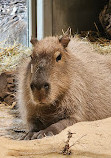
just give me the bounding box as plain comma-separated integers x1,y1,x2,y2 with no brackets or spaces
99,0,111,38
0,72,16,105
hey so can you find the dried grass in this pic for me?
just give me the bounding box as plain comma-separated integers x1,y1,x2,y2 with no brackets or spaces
80,31,111,54
0,36,111,75
0,41,31,74
93,42,111,54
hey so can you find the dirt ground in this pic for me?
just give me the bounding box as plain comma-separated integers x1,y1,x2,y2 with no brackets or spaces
0,104,111,158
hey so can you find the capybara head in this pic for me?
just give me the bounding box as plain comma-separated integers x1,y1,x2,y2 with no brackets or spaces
28,35,71,105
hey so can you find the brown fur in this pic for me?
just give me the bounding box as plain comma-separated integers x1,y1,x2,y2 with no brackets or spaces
17,36,111,139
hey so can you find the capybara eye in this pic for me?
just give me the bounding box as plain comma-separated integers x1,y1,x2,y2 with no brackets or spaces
56,54,62,62
30,54,33,59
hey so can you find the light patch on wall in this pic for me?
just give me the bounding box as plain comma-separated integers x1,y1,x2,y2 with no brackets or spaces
37,0,44,40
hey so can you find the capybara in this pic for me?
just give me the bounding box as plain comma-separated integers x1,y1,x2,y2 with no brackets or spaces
17,33,111,140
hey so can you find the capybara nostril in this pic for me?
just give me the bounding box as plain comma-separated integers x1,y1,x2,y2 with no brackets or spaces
43,82,50,90
30,83,35,90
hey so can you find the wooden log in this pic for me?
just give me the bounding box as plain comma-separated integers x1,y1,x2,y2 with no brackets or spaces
0,71,16,105
99,0,111,38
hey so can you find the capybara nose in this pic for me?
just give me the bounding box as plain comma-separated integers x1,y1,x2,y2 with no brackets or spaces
30,82,50,91
43,82,50,90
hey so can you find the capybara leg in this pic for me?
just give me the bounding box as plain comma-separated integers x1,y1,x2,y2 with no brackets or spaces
21,118,75,140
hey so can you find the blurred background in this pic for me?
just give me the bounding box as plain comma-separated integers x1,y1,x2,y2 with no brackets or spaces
0,0,110,47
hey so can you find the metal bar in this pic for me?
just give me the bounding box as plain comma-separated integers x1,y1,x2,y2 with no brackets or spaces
27,0,32,47
37,0,44,40
28,0,37,47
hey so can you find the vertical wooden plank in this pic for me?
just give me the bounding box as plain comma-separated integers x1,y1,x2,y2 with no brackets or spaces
28,0,37,46
32,0,37,38
44,0,53,36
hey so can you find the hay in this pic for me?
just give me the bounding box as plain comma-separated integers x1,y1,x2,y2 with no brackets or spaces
93,43,111,54
0,36,111,75
79,31,111,54
0,41,31,74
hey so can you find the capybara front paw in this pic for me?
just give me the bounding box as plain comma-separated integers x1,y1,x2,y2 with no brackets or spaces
31,130,54,140
20,131,35,140
21,130,54,140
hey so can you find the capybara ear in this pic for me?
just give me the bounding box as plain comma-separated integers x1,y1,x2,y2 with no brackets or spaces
59,27,71,48
30,37,38,46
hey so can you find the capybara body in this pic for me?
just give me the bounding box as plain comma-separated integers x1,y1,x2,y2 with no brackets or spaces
17,35,111,139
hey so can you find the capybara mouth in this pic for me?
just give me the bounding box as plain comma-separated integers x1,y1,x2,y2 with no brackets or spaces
32,93,49,104
38,97,48,104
